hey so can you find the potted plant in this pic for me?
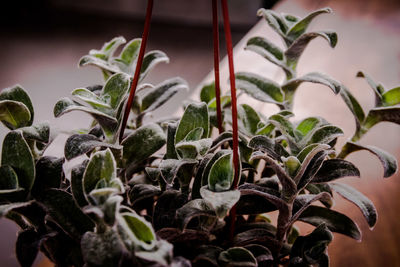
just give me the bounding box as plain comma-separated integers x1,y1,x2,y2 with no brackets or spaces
0,2,399,266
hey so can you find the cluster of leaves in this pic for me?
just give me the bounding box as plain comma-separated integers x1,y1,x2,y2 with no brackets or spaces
0,8,399,267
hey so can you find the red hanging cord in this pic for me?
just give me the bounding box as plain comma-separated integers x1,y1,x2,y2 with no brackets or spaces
221,0,239,242
119,0,154,143
212,0,223,133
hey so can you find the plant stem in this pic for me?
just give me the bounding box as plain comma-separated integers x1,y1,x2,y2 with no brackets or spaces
212,0,223,133
274,202,293,263
220,0,240,243
119,0,153,143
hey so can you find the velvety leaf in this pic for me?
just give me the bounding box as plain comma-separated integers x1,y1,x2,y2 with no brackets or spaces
312,159,360,183
306,125,343,146
237,104,262,136
0,100,31,129
356,71,384,106
117,211,156,250
238,183,282,214
200,186,240,218
166,122,179,159
382,86,400,106
64,134,121,160
339,87,365,131
135,239,174,266
54,97,118,138
139,50,170,81
141,77,187,113
90,36,126,60
0,165,19,190
175,102,209,144
208,152,234,192
31,156,64,195
193,245,223,267
292,193,332,223
153,190,187,230
101,73,131,110
248,135,289,160
0,201,33,217
243,244,273,266
81,228,124,267
235,72,284,104
83,148,117,196
16,228,40,267
339,141,397,177
122,123,166,165
2,131,35,192
286,8,333,42
218,247,257,267
71,160,89,207
200,82,216,104
0,85,34,126
176,199,217,231
257,9,289,41
285,31,337,67
269,113,296,139
363,106,400,131
39,189,95,240
20,122,50,143
331,182,377,228
113,38,141,71
234,228,280,248
72,88,111,111
129,184,161,210
296,117,327,137
79,55,120,73
176,138,213,159
246,36,284,61
159,158,197,185
298,205,361,240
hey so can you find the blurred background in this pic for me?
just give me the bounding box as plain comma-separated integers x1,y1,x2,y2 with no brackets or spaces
1,0,400,266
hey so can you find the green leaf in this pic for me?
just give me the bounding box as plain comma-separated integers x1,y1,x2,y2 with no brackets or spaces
54,98,118,138
257,9,289,40
0,85,34,126
0,165,19,190
340,141,397,177
20,122,50,143
122,123,166,165
139,50,170,81
64,134,121,160
296,117,327,137
39,189,95,240
2,131,35,192
72,88,111,111
298,205,361,240
141,77,187,113
200,186,240,218
285,31,337,68
200,82,216,103
81,228,124,267
306,125,343,145
286,8,333,42
117,211,156,250
113,38,141,70
330,183,377,228
237,104,262,136
175,102,209,144
363,106,400,131
71,160,89,207
79,55,119,73
312,159,360,183
382,86,400,106
82,148,117,196
0,100,31,130
94,36,126,59
218,247,257,267
101,73,131,110
159,158,197,185
166,122,179,159
248,135,290,160
246,36,284,61
176,138,213,159
339,87,365,131
235,72,284,104
356,71,384,106
208,152,235,192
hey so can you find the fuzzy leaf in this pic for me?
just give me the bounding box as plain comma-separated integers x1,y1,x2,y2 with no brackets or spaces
0,100,31,130
175,102,209,144
298,206,361,240
339,87,365,130
237,104,262,136
306,125,343,146
82,149,117,196
54,97,118,138
113,38,141,71
286,8,333,42
64,134,121,160
285,31,337,67
39,189,95,240
356,71,384,106
382,86,400,106
2,131,35,192
81,228,124,267
0,201,33,217
117,212,156,250
72,88,111,110
200,186,240,218
296,117,327,137
0,85,34,126
208,152,235,192
141,77,187,113
330,183,377,228
292,193,332,223
91,36,126,60
139,50,170,81
159,158,197,185
312,159,360,183
16,228,40,267
79,55,120,73
363,106,400,130
218,247,257,267
235,72,284,104
176,138,213,159
166,122,179,159
31,156,64,196
248,135,290,160
257,9,288,40
71,160,89,207
176,199,217,231
244,244,273,266
122,123,166,164
0,165,19,191
340,142,397,177
20,122,50,143
200,83,216,103
101,73,131,110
